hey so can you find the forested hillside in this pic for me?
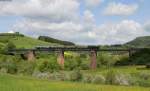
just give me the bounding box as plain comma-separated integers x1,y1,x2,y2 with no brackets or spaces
38,36,75,46
125,36,150,48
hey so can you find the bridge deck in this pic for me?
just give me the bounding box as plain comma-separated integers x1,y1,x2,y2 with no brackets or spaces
8,47,149,54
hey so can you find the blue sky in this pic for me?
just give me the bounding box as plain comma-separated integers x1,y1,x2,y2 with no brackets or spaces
79,0,149,24
0,0,150,45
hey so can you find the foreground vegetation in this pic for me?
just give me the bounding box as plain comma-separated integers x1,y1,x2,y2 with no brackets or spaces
0,74,150,91
0,51,150,87
0,33,150,90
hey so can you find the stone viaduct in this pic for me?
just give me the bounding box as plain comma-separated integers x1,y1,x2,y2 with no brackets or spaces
8,46,144,69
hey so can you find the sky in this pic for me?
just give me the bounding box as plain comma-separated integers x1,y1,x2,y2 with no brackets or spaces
0,0,150,45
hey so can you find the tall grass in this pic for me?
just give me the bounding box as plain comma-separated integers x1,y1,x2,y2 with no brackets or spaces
0,74,150,91
82,66,150,75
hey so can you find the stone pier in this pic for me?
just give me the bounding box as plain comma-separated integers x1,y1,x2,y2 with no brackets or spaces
90,50,97,69
26,51,35,61
57,51,65,69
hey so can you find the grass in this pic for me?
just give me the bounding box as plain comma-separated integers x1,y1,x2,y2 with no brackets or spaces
82,66,150,75
0,74,150,91
0,35,61,48
10,37,59,48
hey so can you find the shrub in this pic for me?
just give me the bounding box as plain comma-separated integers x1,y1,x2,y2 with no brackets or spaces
0,57,17,74
70,70,82,81
6,62,17,74
97,53,119,67
92,75,105,84
137,80,150,87
105,71,132,86
105,70,117,84
129,49,150,65
53,72,67,81
17,61,36,75
139,72,150,80
0,68,8,73
32,71,70,81
37,59,60,73
82,75,92,83
114,74,130,86
65,56,90,70
32,71,51,79
115,56,130,66
65,58,78,70
80,61,89,70
146,63,150,68
128,77,139,86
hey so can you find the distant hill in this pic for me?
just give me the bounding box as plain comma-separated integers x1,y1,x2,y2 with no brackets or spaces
125,36,150,48
1,32,150,49
38,36,75,46
0,33,60,48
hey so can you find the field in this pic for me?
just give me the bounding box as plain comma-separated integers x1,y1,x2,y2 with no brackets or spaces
11,37,59,48
83,66,150,75
0,74,150,91
0,35,60,48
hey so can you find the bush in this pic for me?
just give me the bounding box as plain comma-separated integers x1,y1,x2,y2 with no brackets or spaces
97,53,119,67
32,71,70,81
65,56,90,70
92,75,105,84
80,61,89,70
105,71,132,86
146,63,150,68
65,58,79,70
137,80,150,87
17,61,36,75
0,56,17,74
114,74,130,86
129,49,150,65
105,70,117,84
37,59,60,73
82,75,92,83
70,70,82,81
53,72,67,81
139,72,150,80
32,71,52,79
0,68,8,73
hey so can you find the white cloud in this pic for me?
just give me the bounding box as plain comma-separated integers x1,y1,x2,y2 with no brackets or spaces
0,0,80,22
84,0,103,7
143,21,150,33
0,0,149,45
92,20,144,44
12,19,146,45
83,10,95,23
12,19,83,38
104,2,138,16
88,31,96,38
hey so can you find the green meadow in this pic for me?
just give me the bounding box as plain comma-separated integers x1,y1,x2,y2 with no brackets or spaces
82,66,150,75
0,74,150,91
0,34,60,48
